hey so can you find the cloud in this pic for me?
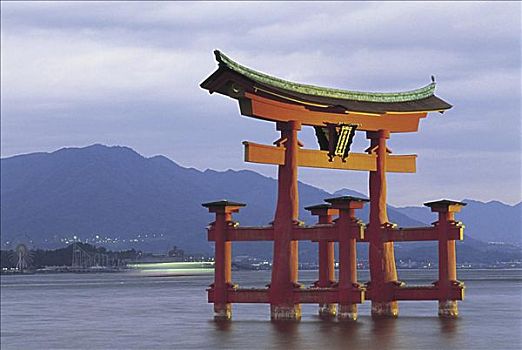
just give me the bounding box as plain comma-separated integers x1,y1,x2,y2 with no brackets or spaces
1,1,520,205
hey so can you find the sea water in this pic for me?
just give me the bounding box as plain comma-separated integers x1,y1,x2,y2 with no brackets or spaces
1,269,521,349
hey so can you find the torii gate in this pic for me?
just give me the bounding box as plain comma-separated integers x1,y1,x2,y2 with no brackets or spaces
200,51,466,321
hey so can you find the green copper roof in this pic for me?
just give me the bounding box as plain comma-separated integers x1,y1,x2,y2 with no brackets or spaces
215,50,437,103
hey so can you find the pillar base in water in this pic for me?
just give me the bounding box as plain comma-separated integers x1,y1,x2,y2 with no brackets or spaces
438,300,458,318
318,304,337,319
371,301,399,318
271,304,302,321
338,304,358,321
214,303,232,321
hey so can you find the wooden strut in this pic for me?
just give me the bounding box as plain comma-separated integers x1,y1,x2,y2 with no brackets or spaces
203,198,465,312
203,122,465,321
243,92,429,132
243,141,417,173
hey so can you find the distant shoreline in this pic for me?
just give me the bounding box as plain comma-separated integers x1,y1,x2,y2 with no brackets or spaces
2,266,521,277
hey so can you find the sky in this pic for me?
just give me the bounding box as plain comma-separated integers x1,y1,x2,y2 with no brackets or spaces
1,1,520,206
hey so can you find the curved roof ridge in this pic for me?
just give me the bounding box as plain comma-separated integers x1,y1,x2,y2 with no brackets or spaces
215,50,436,103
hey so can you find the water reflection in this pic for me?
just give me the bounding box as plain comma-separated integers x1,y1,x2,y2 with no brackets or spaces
438,318,459,336
270,320,299,334
370,318,398,349
327,320,362,349
213,319,233,332
270,321,299,348
211,314,460,350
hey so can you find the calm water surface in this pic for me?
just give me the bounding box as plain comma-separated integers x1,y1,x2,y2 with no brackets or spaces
1,269,521,349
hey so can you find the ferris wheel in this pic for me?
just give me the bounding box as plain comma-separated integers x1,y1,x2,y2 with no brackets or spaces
14,243,33,272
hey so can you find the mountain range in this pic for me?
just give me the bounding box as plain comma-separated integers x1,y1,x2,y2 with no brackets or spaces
1,144,520,263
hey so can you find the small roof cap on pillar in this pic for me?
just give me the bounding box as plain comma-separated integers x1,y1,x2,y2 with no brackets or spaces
324,196,369,204
304,203,332,211
423,199,467,208
202,200,246,208
304,203,339,216
324,196,369,210
424,199,466,213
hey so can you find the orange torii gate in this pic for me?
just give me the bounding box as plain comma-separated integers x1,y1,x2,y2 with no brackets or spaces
200,51,466,321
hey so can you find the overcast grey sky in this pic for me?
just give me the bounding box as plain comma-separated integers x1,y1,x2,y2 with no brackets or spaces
1,1,520,206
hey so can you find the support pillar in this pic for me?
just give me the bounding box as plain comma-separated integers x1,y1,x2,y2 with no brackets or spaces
271,121,302,320
305,204,339,318
326,196,367,321
425,200,467,318
202,200,245,320
367,130,399,317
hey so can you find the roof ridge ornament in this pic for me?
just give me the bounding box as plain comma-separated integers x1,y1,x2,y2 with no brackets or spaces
213,50,437,103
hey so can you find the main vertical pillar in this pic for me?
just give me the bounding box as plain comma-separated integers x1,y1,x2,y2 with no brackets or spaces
367,130,399,317
270,121,302,320
305,204,338,318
